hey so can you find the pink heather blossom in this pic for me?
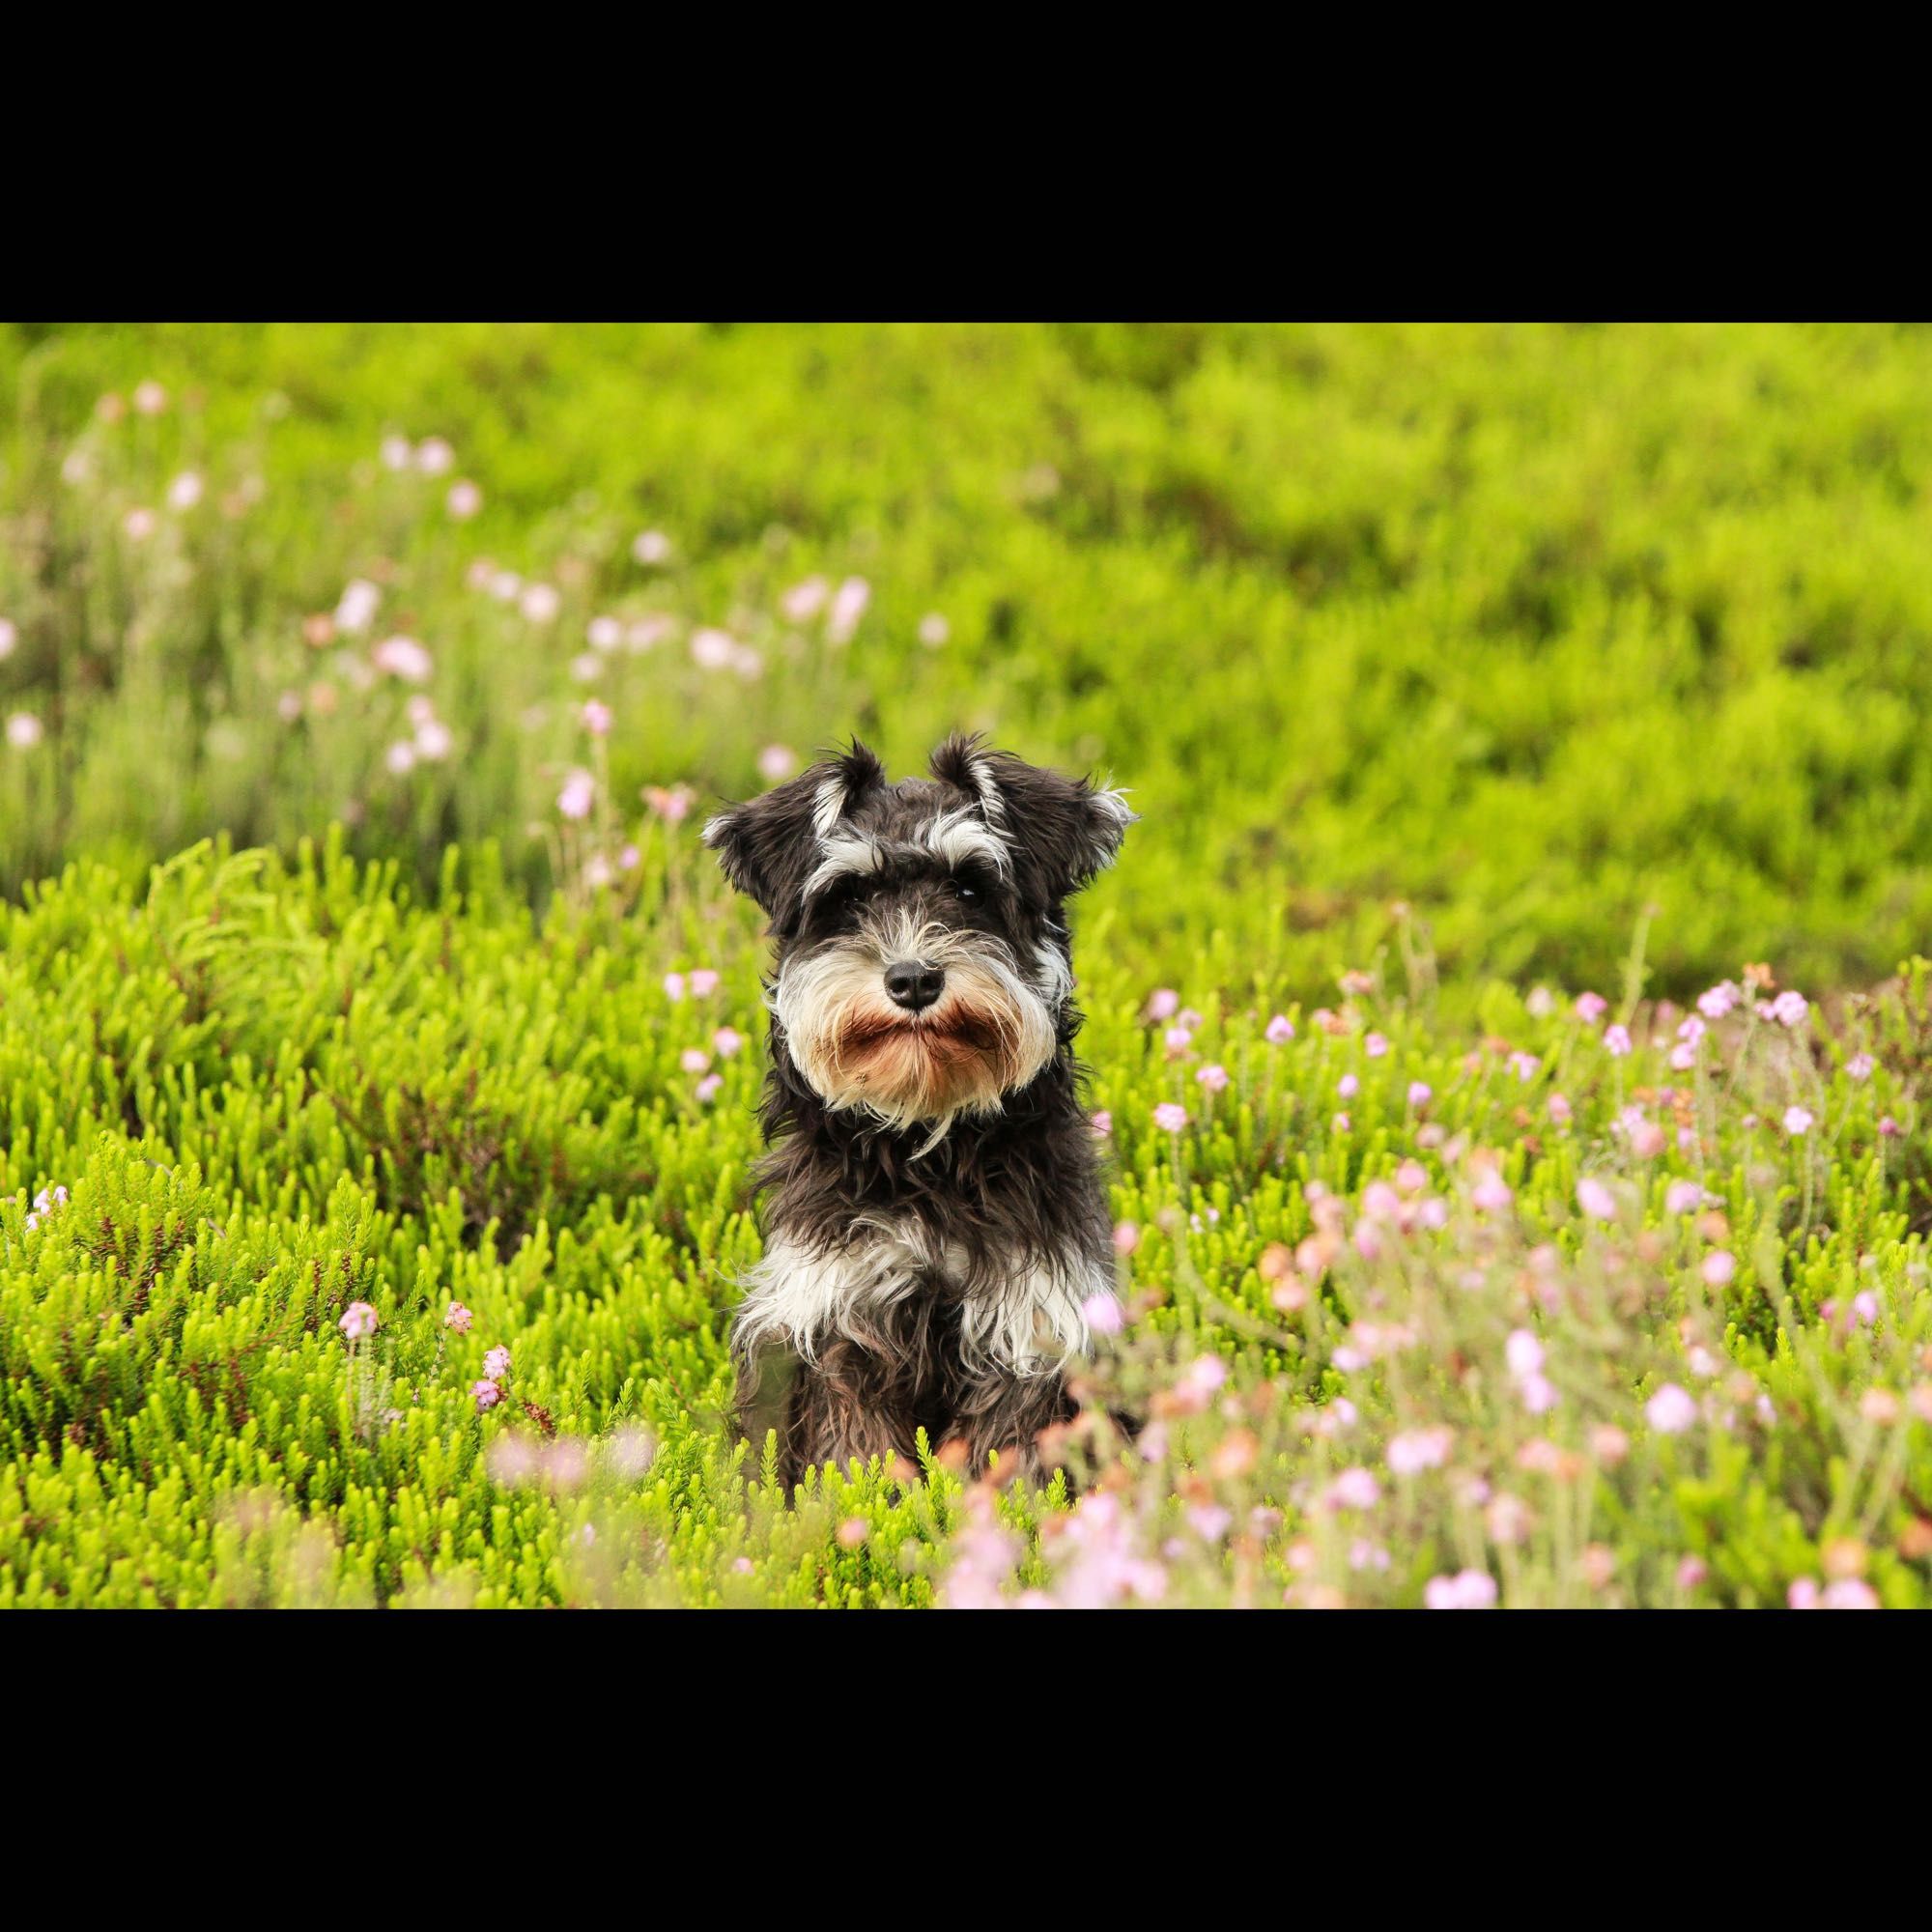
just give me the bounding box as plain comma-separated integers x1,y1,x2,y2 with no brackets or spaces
380,434,412,470
1326,1467,1381,1513
781,576,828,622
1386,1427,1453,1475
581,699,612,736
1082,1292,1126,1337
1787,1577,1820,1609
1577,1177,1616,1221
1665,1179,1703,1215
1332,1113,1351,1133
446,480,482,519
1505,1329,1545,1378
1880,1116,1902,1137
1820,1579,1880,1609
334,580,382,636
1364,1033,1389,1059
1153,1103,1188,1133
414,436,455,475
125,507,156,541
1111,1221,1140,1256
1518,1373,1558,1414
689,969,721,998
444,1301,473,1333
1852,1289,1880,1326
1782,1105,1814,1136
488,571,523,603
619,845,640,872
1846,1052,1874,1081
1701,1250,1736,1287
1090,1110,1112,1137
1628,1119,1667,1159
520,583,561,625
1164,1026,1194,1053
1526,986,1555,1017
1590,1425,1631,1464
633,529,671,566
483,1347,511,1380
1148,988,1179,1021
1697,981,1740,1019
1645,1382,1697,1434
373,635,432,682
167,470,204,512
338,1301,379,1339
663,973,686,1002
586,615,624,653
696,1074,724,1104
1350,1539,1393,1573
1677,1014,1705,1045
1509,1052,1540,1083
414,720,453,761
685,627,734,670
712,1027,746,1058
557,770,595,819
1676,1556,1708,1590
1575,991,1608,1022
757,744,799,783
1604,1024,1633,1057
681,1048,712,1074
1773,990,1808,1028
626,616,672,653
0,617,15,661
472,1379,503,1412
1264,1014,1294,1044
917,611,951,648
6,713,44,750
644,784,695,823
384,742,417,776
826,576,871,644
1548,1093,1573,1123
1351,1222,1383,1261
1361,1180,1402,1224
1407,1081,1433,1108
1337,1073,1359,1099
1196,1063,1229,1094
1669,1043,1698,1071
1425,1569,1498,1610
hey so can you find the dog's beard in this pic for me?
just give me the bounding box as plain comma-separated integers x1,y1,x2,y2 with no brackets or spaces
773,913,1057,1142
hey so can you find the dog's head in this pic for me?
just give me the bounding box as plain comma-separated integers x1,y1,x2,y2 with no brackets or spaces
705,734,1134,1134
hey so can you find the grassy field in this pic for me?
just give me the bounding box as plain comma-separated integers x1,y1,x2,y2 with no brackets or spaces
3,323,1930,1606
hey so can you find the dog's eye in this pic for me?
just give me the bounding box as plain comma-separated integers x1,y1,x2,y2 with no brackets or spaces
952,875,980,901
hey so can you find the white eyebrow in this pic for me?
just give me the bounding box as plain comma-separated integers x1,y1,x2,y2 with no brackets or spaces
921,809,1010,875
802,834,885,902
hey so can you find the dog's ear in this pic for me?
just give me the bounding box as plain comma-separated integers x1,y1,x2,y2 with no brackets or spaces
929,733,1135,909
704,740,888,928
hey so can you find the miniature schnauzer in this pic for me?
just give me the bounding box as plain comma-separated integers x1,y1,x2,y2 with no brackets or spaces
704,734,1134,1491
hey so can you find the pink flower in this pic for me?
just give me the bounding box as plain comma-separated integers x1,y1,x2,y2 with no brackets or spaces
167,470,204,512
6,712,44,750
1787,1577,1820,1609
1645,1383,1697,1434
1853,1289,1880,1326
1846,1052,1874,1081
1577,1177,1616,1221
1425,1569,1498,1609
757,744,799,783
689,969,721,998
1508,1052,1541,1083
663,972,686,1002
712,1026,746,1058
1547,1093,1572,1124
1880,1116,1902,1137
1332,1113,1351,1133
1264,1013,1294,1044
557,770,595,819
444,1301,473,1333
1153,1103,1188,1133
1090,1110,1112,1137
1082,1292,1126,1337
133,380,167,416
1575,992,1608,1022
1603,1024,1633,1057
1665,1179,1703,1215
1782,1105,1814,1136
1505,1329,1545,1378
1628,1119,1667,1159
1669,1043,1697,1071
918,611,951,647
1164,1025,1194,1053
521,583,561,625
581,699,612,736
1111,1221,1140,1255
633,529,671,566
1406,1081,1433,1108
1364,1033,1389,1059
1337,1072,1359,1099
446,479,483,519
1518,1373,1558,1414
1148,988,1179,1021
414,720,453,761
1820,1578,1879,1609
696,1074,723,1104
644,784,696,822
826,576,871,644
781,576,828,623
1590,1425,1631,1464
1697,981,1740,1019
483,1347,511,1380
1773,990,1808,1028
1196,1063,1229,1094
339,1301,379,1339
1326,1467,1381,1513
1386,1427,1453,1475
1675,1556,1708,1590
472,1379,503,1412
681,1048,712,1074
586,615,623,654
414,436,455,475
373,635,432,682
1701,1250,1736,1287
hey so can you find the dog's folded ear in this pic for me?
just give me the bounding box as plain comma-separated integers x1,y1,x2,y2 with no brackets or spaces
704,740,888,927
930,733,1136,909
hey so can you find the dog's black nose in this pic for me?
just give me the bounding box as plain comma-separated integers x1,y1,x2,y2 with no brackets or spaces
884,961,946,1011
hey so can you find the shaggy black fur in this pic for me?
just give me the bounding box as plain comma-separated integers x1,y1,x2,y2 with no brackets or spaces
706,733,1134,1492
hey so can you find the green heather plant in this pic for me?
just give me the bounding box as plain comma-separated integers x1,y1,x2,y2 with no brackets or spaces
3,323,1932,1607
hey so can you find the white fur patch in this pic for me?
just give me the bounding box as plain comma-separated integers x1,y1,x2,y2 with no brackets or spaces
920,809,1010,875
811,777,848,841
968,755,1010,838
802,833,884,902
736,1220,1102,1376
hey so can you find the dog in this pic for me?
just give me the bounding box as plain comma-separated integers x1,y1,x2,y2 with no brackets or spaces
704,733,1135,1492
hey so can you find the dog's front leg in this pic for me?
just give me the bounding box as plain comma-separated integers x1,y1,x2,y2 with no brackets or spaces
945,1365,1078,1486
781,1337,922,1490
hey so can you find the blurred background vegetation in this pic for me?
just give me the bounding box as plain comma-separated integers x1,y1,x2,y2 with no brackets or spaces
4,322,1930,998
